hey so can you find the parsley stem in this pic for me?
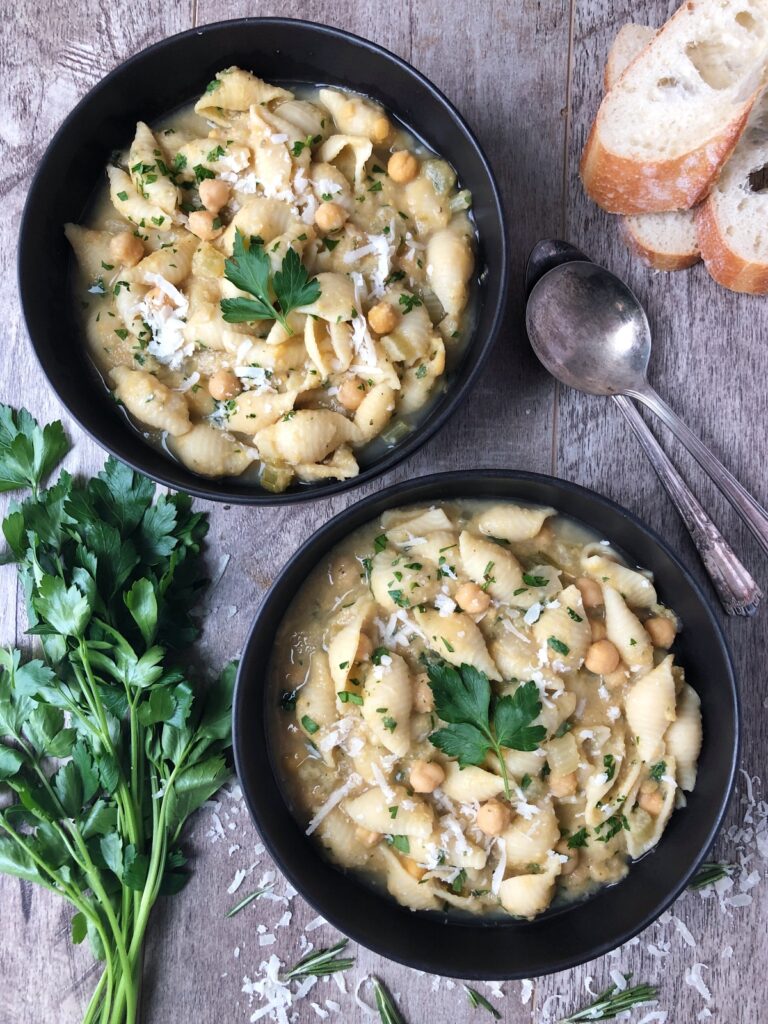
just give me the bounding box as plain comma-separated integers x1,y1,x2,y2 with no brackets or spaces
488,734,512,800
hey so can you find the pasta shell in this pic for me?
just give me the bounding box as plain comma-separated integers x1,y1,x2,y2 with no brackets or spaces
498,864,559,918
426,227,473,316
296,651,337,732
110,366,191,437
361,653,412,756
625,655,677,763
342,785,432,837
458,530,524,602
501,801,560,870
254,409,358,466
531,585,591,672
582,554,657,608
318,89,390,142
440,763,505,803
129,121,179,214
195,67,292,123
317,134,373,186
354,383,396,442
415,609,501,681
107,166,167,227
666,683,702,791
603,585,654,671
475,504,556,542
168,423,255,477
376,845,441,910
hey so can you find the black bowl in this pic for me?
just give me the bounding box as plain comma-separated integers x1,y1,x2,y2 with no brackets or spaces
234,470,739,979
18,18,508,505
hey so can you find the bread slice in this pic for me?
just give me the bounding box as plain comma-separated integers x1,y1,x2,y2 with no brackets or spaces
697,92,768,291
605,23,701,270
581,0,768,215
604,23,656,90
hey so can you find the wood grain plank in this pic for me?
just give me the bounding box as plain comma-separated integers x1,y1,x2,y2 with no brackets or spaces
0,3,195,1022
539,1,768,1022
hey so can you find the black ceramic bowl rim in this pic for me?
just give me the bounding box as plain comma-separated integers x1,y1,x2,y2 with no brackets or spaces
17,17,508,506
233,469,739,979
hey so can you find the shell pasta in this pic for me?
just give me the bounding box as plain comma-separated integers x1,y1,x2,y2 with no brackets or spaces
271,500,702,919
67,68,476,490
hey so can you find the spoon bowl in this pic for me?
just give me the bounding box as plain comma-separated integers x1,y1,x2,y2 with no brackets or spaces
526,260,652,396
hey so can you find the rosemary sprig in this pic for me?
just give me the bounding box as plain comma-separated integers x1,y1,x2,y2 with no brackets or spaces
465,984,502,1018
372,977,407,1024
225,884,274,918
281,939,355,981
689,862,734,890
558,978,659,1022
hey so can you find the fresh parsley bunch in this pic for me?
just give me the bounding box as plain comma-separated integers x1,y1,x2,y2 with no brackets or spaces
426,659,546,798
0,406,234,1024
220,229,321,334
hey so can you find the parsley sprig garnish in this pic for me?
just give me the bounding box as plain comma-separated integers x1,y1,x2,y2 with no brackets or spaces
558,976,658,1022
220,229,321,334
0,406,234,1024
426,659,546,799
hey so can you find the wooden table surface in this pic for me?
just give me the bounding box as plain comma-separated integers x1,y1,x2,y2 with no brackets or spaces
3,1,767,1021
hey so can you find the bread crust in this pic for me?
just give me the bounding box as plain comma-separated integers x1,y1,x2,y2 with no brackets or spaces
696,199,768,293
580,112,753,214
620,218,700,271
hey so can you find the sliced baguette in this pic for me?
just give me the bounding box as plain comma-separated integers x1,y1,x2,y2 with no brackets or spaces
581,0,768,214
606,23,701,270
697,92,768,291
604,23,656,90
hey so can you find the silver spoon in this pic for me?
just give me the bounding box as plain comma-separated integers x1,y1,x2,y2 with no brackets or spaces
525,248,761,616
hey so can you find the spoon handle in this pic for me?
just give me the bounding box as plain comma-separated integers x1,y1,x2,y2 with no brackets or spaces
613,395,761,616
631,383,768,559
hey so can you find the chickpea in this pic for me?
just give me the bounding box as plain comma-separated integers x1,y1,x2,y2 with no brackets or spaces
454,581,491,615
589,618,607,641
187,209,223,241
198,177,231,213
337,377,365,411
314,201,348,233
354,826,382,848
584,638,621,675
372,115,392,143
476,799,511,837
639,785,664,816
402,857,426,881
555,838,579,876
645,616,676,649
367,301,400,335
409,759,445,794
355,633,372,663
549,771,577,798
208,369,242,401
387,150,420,184
412,673,434,713
110,230,144,267
575,576,603,608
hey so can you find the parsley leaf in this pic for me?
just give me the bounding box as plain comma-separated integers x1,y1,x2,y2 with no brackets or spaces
0,405,70,497
494,681,548,752
220,230,320,334
426,661,544,798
